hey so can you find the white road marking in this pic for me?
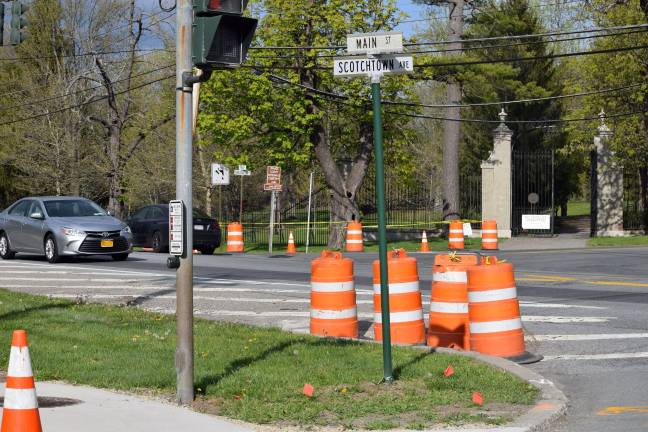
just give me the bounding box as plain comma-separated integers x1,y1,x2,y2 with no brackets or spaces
527,333,648,342
0,270,159,277
522,316,614,323
0,277,150,283
194,277,310,288
0,261,170,277
519,301,606,310
48,294,375,305
544,352,648,361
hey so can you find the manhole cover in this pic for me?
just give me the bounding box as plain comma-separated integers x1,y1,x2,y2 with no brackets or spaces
0,397,82,408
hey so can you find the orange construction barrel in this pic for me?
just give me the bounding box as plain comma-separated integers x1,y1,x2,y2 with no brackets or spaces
372,249,425,345
226,222,244,253
345,221,364,252
448,220,464,250
481,220,498,250
310,251,358,338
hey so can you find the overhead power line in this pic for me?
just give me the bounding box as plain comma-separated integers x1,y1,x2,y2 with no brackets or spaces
0,75,174,127
264,71,647,124
0,64,174,113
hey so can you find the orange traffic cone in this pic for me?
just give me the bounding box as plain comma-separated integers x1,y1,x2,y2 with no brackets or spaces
419,231,430,253
1,330,42,432
286,231,297,255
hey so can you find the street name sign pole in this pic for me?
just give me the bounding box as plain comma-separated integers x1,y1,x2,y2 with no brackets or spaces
264,166,282,254
234,165,252,221
334,31,412,384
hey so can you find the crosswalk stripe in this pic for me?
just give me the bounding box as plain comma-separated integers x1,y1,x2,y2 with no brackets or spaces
522,316,613,323
528,333,648,342
544,352,648,361
519,301,606,310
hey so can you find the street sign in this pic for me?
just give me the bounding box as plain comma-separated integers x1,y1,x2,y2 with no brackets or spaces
347,31,403,55
211,163,230,185
169,200,184,256
333,56,414,77
234,164,251,176
263,182,282,192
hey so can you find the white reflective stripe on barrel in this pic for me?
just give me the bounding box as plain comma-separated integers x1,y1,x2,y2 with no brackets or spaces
469,287,517,303
469,318,522,334
3,388,38,409
373,281,419,295
346,240,363,244
227,241,244,245
433,271,467,283
227,231,243,236
449,230,464,234
482,230,498,234
429,302,468,314
481,239,498,243
311,307,357,320
374,309,423,324
311,281,354,293
8,347,33,377
347,230,362,234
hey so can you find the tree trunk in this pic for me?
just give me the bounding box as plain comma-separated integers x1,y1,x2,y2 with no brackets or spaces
442,0,464,221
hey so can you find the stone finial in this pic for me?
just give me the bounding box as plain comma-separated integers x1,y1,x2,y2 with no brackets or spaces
599,109,606,126
598,108,611,134
499,108,507,123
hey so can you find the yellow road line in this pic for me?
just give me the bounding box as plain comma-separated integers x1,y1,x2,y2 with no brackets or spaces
516,273,648,287
597,406,648,416
585,280,648,288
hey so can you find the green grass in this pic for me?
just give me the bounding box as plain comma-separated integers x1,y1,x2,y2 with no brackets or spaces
566,201,591,216
0,290,537,429
213,237,487,255
588,235,648,247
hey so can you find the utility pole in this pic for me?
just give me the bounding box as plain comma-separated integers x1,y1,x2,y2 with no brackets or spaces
442,0,464,221
175,0,194,405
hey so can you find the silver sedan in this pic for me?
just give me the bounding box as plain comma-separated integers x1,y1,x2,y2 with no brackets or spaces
0,196,133,263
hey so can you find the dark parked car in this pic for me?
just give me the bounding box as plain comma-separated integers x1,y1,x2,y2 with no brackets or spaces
127,205,221,255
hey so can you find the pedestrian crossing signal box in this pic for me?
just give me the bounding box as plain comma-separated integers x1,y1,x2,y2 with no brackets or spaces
169,200,185,257
192,0,258,69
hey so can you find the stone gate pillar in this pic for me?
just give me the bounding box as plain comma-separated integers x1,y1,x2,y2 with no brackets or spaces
481,109,512,238
594,111,624,236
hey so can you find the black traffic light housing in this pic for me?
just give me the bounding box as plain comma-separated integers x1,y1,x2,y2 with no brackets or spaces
10,0,28,45
192,0,257,70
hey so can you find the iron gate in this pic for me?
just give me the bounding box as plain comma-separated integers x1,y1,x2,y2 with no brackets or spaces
511,150,555,236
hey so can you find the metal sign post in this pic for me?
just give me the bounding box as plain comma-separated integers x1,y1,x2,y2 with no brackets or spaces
234,165,252,222
264,166,282,255
333,31,410,384
305,172,314,254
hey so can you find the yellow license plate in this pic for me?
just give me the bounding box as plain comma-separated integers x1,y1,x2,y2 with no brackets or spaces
100,239,114,248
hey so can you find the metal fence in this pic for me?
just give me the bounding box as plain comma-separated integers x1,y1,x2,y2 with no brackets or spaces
227,172,482,247
511,150,555,236
624,167,647,232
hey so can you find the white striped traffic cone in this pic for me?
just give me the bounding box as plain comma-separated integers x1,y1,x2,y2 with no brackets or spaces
1,330,42,432
419,231,430,253
286,231,296,255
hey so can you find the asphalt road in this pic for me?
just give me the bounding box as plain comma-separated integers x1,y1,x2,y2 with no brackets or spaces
1,247,647,431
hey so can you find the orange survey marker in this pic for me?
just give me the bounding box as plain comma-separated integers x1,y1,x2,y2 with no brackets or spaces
310,251,358,338
286,231,297,255
448,220,465,250
467,260,542,363
226,222,244,253
419,231,430,253
427,253,484,349
1,330,42,432
345,221,363,252
481,220,498,250
372,249,425,345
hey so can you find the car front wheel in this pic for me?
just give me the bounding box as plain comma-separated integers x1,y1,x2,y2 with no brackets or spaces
0,233,16,260
44,235,61,264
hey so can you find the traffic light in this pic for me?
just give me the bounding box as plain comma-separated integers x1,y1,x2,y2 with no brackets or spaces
192,0,258,69
10,0,28,45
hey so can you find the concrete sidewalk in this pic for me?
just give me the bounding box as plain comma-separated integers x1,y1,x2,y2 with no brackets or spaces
499,234,588,250
3,382,254,432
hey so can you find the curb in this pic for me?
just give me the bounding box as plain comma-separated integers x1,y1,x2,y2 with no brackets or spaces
431,347,567,432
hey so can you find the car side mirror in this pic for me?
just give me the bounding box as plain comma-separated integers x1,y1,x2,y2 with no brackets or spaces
30,212,45,220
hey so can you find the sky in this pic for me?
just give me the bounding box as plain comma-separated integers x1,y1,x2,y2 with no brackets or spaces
394,0,430,38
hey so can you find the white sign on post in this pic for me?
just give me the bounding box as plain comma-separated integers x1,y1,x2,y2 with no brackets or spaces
522,214,551,230
347,31,403,55
169,200,184,256
234,164,251,176
333,56,414,77
211,163,230,186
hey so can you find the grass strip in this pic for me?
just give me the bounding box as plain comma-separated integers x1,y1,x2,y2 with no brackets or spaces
0,290,537,428
588,235,648,247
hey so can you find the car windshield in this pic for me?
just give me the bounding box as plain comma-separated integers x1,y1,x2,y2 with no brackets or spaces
44,200,107,217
